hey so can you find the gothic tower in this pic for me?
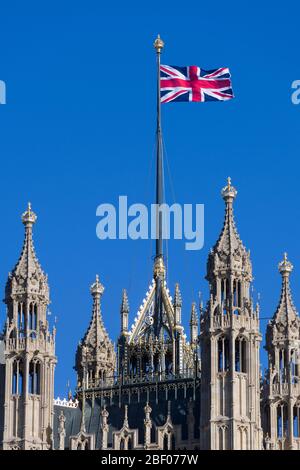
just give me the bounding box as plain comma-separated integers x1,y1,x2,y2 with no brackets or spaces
75,275,116,389
263,254,300,450
200,178,262,450
2,204,56,450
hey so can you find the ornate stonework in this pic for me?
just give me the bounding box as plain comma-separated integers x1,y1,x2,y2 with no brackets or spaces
263,253,300,450
2,204,56,450
75,275,116,389
1,181,300,451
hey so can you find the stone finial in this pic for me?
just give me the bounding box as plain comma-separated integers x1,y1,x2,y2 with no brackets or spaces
272,252,298,324
278,252,293,276
90,274,104,297
144,402,152,417
190,302,198,325
101,405,109,420
123,405,129,428
121,289,129,314
22,202,37,226
173,283,182,308
221,176,237,202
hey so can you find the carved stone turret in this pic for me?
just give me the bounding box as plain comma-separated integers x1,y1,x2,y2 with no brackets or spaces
200,179,262,450
75,275,116,389
2,203,56,450
263,254,300,450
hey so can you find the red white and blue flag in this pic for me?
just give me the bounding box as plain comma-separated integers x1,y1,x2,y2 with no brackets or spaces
160,65,234,103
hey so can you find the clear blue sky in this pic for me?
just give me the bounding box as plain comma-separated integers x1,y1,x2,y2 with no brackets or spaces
0,1,300,397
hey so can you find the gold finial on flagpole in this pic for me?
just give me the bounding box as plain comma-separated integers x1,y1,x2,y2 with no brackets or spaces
154,34,164,53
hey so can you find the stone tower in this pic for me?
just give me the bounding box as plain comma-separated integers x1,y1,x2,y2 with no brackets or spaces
263,254,300,450
75,275,116,389
2,204,56,450
200,178,262,450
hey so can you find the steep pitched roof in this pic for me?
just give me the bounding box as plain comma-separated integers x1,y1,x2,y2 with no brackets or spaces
207,178,252,281
5,203,49,301
81,275,113,349
273,253,298,324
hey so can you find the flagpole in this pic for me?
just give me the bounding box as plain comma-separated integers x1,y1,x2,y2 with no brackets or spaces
154,34,164,262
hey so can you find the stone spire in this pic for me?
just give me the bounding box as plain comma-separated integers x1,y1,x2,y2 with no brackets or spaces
190,302,198,325
120,289,129,335
264,254,300,450
173,283,182,307
200,180,262,450
75,275,116,389
273,253,297,324
207,177,252,283
173,283,182,325
5,202,49,305
144,403,152,449
190,302,198,344
3,204,56,450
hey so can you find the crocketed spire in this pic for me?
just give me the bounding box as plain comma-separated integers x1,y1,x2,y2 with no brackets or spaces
75,275,116,388
121,289,129,314
5,202,49,302
120,289,129,335
190,302,198,326
207,177,252,282
173,283,182,308
273,253,298,324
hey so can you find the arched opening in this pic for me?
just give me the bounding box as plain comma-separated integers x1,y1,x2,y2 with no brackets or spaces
293,406,300,438
163,433,169,450
120,438,125,450
235,337,247,373
291,350,299,382
219,427,224,450
277,403,288,438
165,351,173,376
128,437,132,450
218,336,229,372
279,349,287,382
233,280,237,307
129,356,137,377
29,360,41,395
17,303,25,337
12,359,24,395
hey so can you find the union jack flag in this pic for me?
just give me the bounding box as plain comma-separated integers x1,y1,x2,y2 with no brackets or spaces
160,65,234,103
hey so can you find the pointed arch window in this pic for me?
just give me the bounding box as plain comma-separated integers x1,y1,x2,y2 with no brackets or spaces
233,280,242,308
218,425,228,450
29,303,38,331
163,433,169,450
17,303,25,337
293,406,300,438
235,337,247,373
218,336,229,372
29,360,41,395
12,359,24,395
277,403,288,438
279,349,288,382
291,349,299,382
